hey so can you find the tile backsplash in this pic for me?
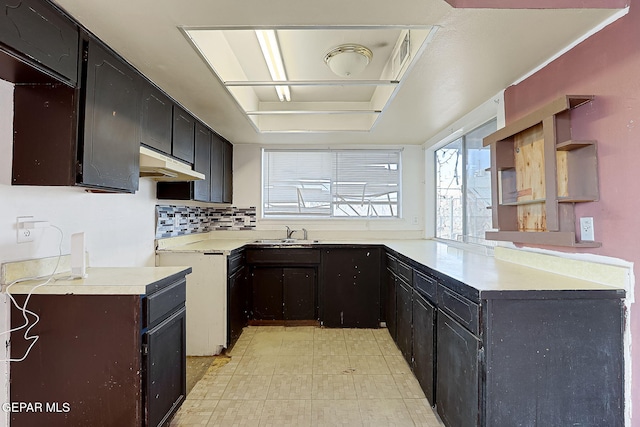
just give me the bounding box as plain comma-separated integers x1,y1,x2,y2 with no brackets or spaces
155,205,256,238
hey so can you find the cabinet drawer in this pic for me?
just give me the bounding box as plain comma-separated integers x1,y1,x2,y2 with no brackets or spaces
146,279,186,328
437,284,480,336
385,253,397,273
414,270,437,302
397,260,413,284
247,248,320,265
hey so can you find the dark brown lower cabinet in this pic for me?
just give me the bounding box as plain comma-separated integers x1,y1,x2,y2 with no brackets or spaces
320,247,381,328
434,289,625,427
247,247,319,323
412,291,435,406
396,279,413,365
144,306,187,427
251,267,316,321
227,251,249,348
483,297,624,427
10,275,188,427
283,268,316,320
436,310,481,427
252,267,284,320
385,267,397,340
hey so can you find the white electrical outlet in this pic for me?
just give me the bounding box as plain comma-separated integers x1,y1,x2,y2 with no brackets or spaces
16,216,35,243
580,217,595,241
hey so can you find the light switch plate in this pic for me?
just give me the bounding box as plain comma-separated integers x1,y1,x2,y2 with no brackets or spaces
580,217,595,241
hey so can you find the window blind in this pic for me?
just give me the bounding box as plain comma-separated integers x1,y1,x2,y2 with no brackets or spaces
263,149,400,218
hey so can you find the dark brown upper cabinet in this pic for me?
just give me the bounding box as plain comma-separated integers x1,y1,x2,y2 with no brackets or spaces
0,0,79,85
156,126,233,204
80,38,141,193
193,122,211,202
12,34,141,193
223,139,233,203
172,105,195,164
141,83,172,154
210,134,233,203
210,133,224,203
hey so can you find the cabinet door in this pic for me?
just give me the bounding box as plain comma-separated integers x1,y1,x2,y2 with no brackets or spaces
321,247,380,328
223,140,233,203
10,295,142,426
144,306,187,427
210,133,224,202
437,310,481,427
81,39,140,192
141,83,172,153
385,269,397,340
413,291,435,406
0,0,78,83
12,83,77,185
252,267,284,320
193,122,211,202
396,279,412,365
283,267,316,320
228,265,248,347
172,105,195,164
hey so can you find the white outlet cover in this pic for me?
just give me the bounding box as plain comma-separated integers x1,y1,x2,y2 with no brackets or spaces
580,217,595,242
16,216,35,243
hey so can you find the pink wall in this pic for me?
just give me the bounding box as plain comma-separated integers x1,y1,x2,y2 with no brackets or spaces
504,4,640,423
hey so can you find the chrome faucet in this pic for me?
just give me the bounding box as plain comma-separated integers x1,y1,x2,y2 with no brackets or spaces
285,226,307,240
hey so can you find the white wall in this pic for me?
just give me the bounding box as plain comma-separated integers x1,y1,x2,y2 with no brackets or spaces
0,79,162,426
232,143,425,240
0,79,160,268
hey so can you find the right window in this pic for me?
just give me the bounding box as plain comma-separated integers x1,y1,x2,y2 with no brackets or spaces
435,119,496,243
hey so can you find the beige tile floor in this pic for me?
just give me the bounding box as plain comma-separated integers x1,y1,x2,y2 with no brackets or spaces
171,326,444,426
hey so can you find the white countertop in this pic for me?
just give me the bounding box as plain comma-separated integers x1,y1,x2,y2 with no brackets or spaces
156,239,250,254
156,238,624,296
4,266,191,295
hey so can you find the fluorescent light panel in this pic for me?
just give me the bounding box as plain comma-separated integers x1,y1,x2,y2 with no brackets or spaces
255,29,291,102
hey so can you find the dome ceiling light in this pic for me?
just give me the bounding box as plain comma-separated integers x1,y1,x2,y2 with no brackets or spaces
324,44,373,77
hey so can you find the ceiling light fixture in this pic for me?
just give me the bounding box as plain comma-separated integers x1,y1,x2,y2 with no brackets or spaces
255,29,291,102
324,44,373,78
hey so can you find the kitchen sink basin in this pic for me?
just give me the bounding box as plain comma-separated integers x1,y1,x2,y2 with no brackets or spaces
249,239,320,247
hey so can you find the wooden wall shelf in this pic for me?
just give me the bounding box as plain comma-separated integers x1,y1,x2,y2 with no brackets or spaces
483,95,600,247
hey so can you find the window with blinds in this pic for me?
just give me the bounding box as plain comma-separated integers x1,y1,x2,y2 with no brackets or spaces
262,149,400,218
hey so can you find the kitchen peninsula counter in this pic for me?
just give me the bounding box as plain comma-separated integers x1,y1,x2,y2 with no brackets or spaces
4,266,192,295
156,238,623,295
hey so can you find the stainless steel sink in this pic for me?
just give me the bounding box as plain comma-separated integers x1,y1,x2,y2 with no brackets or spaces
249,238,320,247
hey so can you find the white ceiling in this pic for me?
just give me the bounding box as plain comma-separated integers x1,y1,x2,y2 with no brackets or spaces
51,0,623,145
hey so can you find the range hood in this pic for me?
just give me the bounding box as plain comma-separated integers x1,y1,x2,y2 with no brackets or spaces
139,146,205,181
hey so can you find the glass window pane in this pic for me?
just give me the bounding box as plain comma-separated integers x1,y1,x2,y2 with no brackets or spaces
465,120,496,242
436,139,463,240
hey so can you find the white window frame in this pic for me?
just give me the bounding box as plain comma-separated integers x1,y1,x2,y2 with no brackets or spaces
424,92,505,249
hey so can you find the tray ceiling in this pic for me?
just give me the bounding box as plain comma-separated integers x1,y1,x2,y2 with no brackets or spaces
50,0,626,145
